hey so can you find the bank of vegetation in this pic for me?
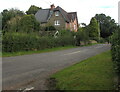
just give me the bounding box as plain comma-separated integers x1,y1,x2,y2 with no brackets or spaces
1,6,117,54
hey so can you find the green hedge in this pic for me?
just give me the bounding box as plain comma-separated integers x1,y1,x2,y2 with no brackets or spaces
111,29,120,73
2,32,75,52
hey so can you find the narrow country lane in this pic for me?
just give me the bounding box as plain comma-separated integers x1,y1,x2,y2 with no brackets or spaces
2,44,111,90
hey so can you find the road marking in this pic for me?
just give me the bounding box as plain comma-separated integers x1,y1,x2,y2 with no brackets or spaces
63,51,81,55
23,87,34,92
95,46,103,48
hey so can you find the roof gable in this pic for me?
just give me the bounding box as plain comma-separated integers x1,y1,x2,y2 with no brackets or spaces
54,6,70,22
35,6,78,24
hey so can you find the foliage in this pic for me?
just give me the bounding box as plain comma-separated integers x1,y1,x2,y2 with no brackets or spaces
111,28,120,74
3,14,40,33
88,17,100,41
76,28,89,46
19,15,40,33
6,16,21,32
0,13,2,30
1,8,24,30
45,26,56,31
2,32,75,52
26,5,41,15
95,14,117,38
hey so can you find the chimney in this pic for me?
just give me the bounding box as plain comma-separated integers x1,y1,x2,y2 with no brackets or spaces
50,4,55,10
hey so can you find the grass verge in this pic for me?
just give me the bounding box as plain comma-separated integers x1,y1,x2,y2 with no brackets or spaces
2,45,77,57
48,51,116,90
2,43,99,57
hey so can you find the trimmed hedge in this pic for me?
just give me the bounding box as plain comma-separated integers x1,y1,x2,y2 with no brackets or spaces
2,32,75,52
111,29,120,73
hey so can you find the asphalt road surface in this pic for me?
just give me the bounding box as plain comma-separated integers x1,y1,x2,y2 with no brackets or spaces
3,44,111,90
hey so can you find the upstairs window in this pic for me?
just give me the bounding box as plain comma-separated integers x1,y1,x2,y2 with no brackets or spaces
54,20,60,26
55,11,59,16
74,24,76,30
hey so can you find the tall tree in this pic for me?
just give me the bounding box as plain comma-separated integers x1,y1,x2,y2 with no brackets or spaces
0,13,2,30
1,8,24,30
95,13,117,38
19,15,40,33
26,5,41,15
88,17,100,40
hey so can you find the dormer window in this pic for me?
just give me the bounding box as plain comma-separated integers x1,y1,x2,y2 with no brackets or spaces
55,11,59,16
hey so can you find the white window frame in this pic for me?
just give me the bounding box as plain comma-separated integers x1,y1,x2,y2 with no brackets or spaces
54,20,60,26
55,11,59,16
74,24,76,30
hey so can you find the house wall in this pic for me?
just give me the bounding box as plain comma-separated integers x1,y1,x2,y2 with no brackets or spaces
73,18,78,32
47,11,66,30
65,18,78,32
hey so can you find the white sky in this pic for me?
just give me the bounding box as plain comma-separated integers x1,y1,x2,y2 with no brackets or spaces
0,0,119,24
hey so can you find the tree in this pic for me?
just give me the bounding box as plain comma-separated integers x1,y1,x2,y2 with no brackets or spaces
1,8,24,30
26,5,41,15
95,13,117,38
6,16,22,32
19,15,40,33
76,27,89,46
81,23,87,27
88,17,100,40
0,13,2,30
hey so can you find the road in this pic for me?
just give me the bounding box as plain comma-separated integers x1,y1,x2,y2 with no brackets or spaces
3,44,111,90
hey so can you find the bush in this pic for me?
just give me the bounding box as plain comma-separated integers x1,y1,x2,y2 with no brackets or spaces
111,29,120,73
19,15,40,33
76,29,89,46
45,26,56,31
2,31,75,52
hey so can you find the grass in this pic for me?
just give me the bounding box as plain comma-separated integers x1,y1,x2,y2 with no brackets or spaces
50,51,116,90
2,43,99,57
2,45,77,57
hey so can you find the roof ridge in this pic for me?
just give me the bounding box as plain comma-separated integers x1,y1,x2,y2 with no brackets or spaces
68,12,77,14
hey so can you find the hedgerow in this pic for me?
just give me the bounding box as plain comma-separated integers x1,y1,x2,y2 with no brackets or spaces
111,28,120,73
2,32,75,52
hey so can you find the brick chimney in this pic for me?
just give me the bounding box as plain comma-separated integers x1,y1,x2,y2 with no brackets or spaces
50,4,55,10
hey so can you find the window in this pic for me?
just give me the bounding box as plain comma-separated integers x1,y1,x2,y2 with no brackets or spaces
54,20,60,26
55,11,59,16
74,24,76,30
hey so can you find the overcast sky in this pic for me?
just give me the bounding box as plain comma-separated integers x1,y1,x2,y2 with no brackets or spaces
0,0,119,24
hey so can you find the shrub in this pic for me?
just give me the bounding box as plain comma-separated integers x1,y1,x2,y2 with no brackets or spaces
2,32,40,52
111,29,120,73
75,29,89,46
19,15,40,33
2,31,75,52
45,26,56,31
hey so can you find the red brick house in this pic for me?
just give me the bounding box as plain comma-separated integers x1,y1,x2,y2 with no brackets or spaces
35,4,78,32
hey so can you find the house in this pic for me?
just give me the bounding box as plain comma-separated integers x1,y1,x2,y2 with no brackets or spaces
35,4,78,32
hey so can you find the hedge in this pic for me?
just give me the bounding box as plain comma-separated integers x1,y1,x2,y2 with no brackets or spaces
111,29,120,73
2,32,75,52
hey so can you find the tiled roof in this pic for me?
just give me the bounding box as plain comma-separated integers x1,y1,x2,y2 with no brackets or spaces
35,6,78,23
35,9,50,23
68,12,77,21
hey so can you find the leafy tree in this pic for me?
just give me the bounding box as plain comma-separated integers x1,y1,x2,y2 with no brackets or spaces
95,13,117,38
6,16,22,32
19,15,40,33
26,5,41,15
45,26,56,31
76,28,89,46
0,13,2,30
88,17,100,40
81,23,87,27
1,8,24,30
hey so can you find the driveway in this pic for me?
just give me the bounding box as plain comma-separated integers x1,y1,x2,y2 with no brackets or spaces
2,44,111,90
